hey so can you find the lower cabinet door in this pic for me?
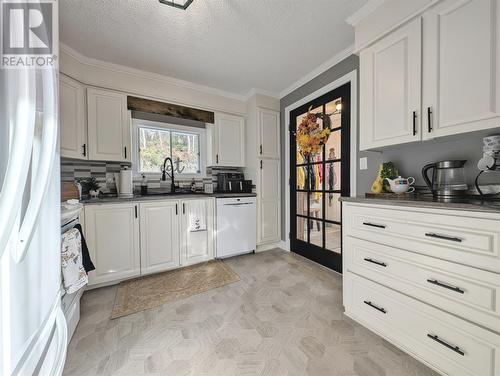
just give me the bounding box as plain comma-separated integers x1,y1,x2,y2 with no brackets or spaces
84,203,140,285
139,201,180,275
258,158,280,244
259,201,280,244
180,199,214,266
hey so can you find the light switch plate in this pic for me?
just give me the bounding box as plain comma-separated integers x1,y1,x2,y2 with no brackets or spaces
359,157,368,170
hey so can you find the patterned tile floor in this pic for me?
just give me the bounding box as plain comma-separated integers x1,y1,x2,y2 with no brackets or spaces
63,249,438,376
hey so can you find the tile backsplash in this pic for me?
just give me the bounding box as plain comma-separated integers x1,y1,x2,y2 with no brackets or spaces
61,158,243,196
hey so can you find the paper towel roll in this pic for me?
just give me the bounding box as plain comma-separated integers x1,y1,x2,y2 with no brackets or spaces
118,168,133,197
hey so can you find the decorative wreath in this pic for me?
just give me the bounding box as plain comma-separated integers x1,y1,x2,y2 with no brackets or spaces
295,110,332,158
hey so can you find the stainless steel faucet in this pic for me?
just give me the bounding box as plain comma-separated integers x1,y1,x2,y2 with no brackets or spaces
161,157,176,192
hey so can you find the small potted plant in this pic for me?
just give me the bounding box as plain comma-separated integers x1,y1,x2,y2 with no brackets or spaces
78,177,101,199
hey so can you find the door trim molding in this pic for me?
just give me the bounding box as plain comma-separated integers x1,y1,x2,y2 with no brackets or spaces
284,70,357,251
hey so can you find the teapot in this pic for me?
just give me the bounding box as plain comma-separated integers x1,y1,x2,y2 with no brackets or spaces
384,176,415,194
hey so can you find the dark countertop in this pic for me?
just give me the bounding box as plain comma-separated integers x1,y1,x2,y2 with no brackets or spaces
82,192,257,204
340,195,500,214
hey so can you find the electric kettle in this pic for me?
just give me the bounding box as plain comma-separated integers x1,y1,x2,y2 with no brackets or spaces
422,160,468,197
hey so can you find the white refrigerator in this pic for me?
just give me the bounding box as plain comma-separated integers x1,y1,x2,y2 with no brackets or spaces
0,41,66,376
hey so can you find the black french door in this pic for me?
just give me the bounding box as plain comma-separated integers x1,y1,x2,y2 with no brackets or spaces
289,83,351,273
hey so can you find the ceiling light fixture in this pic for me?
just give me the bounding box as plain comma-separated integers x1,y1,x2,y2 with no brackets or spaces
159,0,194,10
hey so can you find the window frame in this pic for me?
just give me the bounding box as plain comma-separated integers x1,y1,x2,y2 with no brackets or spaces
131,118,207,179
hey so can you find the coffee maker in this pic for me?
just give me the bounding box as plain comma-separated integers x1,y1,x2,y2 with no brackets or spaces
217,172,252,193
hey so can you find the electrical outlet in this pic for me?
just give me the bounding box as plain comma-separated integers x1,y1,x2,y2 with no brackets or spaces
359,157,368,170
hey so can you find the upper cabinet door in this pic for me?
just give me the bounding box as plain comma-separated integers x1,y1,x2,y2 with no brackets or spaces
360,18,422,150
259,109,280,159
422,0,500,139
87,88,130,162
214,113,245,167
59,75,87,159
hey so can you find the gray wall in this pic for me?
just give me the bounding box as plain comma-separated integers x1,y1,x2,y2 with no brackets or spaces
360,130,500,190
280,54,500,240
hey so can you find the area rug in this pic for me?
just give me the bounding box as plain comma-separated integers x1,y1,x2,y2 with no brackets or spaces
111,260,240,319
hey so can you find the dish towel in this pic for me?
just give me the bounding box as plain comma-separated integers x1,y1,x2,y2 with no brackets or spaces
74,223,95,273
189,201,207,232
61,228,88,294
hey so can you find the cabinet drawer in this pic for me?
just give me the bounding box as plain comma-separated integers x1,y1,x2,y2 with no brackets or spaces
345,237,500,332
343,203,500,273
344,273,500,376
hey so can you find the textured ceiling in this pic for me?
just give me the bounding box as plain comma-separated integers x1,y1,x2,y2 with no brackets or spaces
60,0,368,97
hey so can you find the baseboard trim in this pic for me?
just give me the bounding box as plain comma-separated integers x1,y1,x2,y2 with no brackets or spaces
256,241,285,253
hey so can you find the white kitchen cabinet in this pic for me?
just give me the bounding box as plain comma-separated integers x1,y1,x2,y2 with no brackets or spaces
139,201,180,275
209,113,245,167
59,74,87,159
244,104,281,247
84,203,140,286
180,198,214,266
360,18,422,150
258,158,281,244
258,109,280,159
87,88,130,162
343,202,500,376
422,0,500,139
357,0,500,149
344,272,500,376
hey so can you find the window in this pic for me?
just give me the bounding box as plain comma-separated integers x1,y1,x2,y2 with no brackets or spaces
132,119,205,177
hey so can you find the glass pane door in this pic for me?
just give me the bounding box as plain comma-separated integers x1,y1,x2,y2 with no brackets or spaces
289,83,350,273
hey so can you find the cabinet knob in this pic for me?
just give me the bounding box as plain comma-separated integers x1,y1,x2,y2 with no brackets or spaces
82,144,86,157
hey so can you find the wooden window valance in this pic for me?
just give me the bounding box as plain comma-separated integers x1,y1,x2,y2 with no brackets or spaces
127,96,215,124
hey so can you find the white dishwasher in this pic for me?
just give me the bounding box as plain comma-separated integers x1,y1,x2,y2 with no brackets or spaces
216,196,257,258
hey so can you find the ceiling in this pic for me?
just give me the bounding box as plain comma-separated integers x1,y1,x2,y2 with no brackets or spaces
59,0,368,98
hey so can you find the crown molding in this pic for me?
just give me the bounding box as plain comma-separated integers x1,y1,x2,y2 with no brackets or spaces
244,87,280,101
346,0,387,26
59,43,248,102
279,44,354,99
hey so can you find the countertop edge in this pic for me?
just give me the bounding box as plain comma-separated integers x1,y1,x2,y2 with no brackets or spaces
340,196,500,214
80,192,257,205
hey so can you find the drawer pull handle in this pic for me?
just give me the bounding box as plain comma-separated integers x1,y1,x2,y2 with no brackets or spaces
363,258,387,267
363,300,386,314
425,232,462,243
427,279,465,294
363,222,386,229
427,334,465,356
